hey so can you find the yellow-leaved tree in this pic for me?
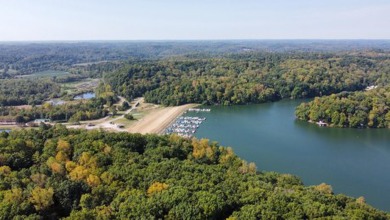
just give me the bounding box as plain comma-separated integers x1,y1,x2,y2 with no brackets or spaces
86,174,101,187
219,147,235,164
0,165,11,175
57,139,72,155
147,182,169,196
192,138,215,160
55,151,69,162
314,183,333,194
30,187,54,212
4,188,23,204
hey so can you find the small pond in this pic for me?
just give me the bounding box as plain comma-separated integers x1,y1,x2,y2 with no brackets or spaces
74,92,96,100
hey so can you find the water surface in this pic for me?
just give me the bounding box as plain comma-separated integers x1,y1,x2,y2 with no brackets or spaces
74,92,96,100
186,99,390,211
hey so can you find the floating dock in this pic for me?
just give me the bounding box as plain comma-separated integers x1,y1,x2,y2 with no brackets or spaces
187,108,211,112
165,116,207,138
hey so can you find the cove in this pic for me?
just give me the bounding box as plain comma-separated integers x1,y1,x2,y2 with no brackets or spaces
185,99,390,211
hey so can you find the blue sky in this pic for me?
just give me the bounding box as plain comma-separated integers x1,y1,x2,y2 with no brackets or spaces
0,0,389,41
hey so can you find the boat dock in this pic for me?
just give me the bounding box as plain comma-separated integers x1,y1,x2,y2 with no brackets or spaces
165,116,206,138
187,108,211,112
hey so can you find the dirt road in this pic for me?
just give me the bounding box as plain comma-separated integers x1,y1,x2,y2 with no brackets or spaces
127,104,197,134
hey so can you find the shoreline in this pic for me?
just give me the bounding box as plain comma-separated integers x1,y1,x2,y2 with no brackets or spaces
2,101,199,135
127,103,199,134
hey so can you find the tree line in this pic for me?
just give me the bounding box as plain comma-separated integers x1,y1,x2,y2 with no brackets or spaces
295,86,390,128
0,82,118,123
4,40,389,76
0,79,62,106
0,98,107,123
105,51,390,106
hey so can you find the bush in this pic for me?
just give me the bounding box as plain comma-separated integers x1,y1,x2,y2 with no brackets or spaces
124,114,135,120
118,102,131,111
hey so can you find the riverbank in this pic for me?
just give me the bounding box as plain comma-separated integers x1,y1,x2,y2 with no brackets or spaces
127,103,198,134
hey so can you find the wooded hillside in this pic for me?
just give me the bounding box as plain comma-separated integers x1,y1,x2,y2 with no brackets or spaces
0,126,387,219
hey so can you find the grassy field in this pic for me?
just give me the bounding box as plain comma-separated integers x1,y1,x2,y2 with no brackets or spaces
22,70,70,78
112,118,137,128
16,71,99,96
0,125,22,131
61,78,100,95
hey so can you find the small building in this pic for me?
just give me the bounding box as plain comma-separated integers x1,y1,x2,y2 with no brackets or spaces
34,119,51,124
365,85,378,91
316,120,328,127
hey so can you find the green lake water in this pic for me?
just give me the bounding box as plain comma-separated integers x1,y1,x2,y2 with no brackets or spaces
185,99,390,212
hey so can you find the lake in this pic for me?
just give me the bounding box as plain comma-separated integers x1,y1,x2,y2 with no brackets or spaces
74,92,96,100
185,99,390,211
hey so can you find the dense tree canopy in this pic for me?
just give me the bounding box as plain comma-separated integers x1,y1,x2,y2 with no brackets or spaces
3,40,388,76
0,98,108,123
105,52,390,106
0,126,387,219
0,81,119,123
0,79,62,106
295,86,390,128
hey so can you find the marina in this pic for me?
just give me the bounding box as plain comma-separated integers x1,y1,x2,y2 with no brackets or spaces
164,116,206,138
165,108,211,137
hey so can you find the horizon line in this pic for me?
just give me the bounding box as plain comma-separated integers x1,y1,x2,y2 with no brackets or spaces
0,39,390,43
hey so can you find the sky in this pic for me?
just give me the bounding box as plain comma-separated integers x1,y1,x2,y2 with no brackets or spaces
0,0,389,41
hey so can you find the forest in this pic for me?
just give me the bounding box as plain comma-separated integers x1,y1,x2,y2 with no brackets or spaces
105,51,390,106
2,40,389,77
1,42,390,108
295,86,390,128
1,42,390,129
0,82,118,123
0,125,388,219
0,99,107,124
0,79,62,106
